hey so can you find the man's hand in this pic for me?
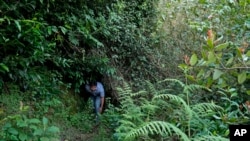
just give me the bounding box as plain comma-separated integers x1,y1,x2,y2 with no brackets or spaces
99,97,104,113
99,107,103,113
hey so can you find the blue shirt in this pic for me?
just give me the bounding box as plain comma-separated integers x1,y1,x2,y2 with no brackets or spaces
85,82,105,97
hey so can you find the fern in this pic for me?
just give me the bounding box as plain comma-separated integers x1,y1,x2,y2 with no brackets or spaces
191,102,224,117
184,84,212,93
125,121,190,141
152,94,192,117
158,78,185,87
145,80,158,95
130,90,147,97
114,80,226,141
193,135,229,141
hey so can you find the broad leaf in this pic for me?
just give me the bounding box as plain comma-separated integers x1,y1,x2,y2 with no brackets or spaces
246,50,250,57
42,117,48,127
207,52,216,63
19,133,28,141
213,69,223,80
8,128,18,135
238,71,246,84
215,42,229,51
33,129,43,136
226,57,234,66
29,118,41,124
247,90,250,95
47,126,60,133
207,38,213,48
40,137,50,141
190,54,198,66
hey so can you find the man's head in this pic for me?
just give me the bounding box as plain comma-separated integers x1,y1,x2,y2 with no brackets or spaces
89,81,97,92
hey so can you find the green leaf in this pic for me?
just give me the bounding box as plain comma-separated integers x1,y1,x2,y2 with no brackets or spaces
215,42,229,51
33,129,43,136
213,69,224,80
230,92,238,98
246,90,250,95
207,38,213,48
51,26,58,33
226,57,234,66
246,51,250,57
19,133,28,141
40,137,50,141
190,54,198,66
47,126,60,133
207,52,216,63
29,118,41,124
43,117,49,127
0,63,9,72
17,120,28,127
238,71,246,84
178,64,188,70
14,20,21,32
236,48,242,57
8,128,18,135
59,26,67,34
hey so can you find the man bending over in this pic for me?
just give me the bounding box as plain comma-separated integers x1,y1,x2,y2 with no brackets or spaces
85,81,105,121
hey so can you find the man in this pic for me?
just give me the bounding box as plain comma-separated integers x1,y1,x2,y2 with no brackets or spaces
85,81,105,121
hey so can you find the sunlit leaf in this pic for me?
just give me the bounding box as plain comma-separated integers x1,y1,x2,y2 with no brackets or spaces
247,90,250,95
14,20,21,32
246,51,250,57
187,75,196,82
213,69,223,80
238,71,246,84
215,42,229,51
0,63,9,72
59,26,67,34
190,54,198,66
207,38,213,48
226,57,234,66
207,52,216,63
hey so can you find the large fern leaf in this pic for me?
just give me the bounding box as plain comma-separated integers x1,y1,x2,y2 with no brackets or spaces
184,84,212,93
193,135,229,141
191,102,224,117
125,121,190,141
158,78,185,87
152,94,192,116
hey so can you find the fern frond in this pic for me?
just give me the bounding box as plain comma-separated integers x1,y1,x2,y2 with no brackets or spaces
118,119,137,128
152,94,187,106
185,84,211,93
191,103,224,117
193,135,229,141
152,94,193,123
130,90,147,97
158,78,185,87
145,80,158,95
125,121,190,141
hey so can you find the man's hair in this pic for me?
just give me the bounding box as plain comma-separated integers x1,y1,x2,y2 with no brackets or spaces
89,81,97,87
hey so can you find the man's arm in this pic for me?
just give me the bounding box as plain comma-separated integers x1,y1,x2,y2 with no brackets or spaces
98,82,105,113
100,97,104,113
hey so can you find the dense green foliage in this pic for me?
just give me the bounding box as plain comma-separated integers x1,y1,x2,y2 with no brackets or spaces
0,0,249,140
